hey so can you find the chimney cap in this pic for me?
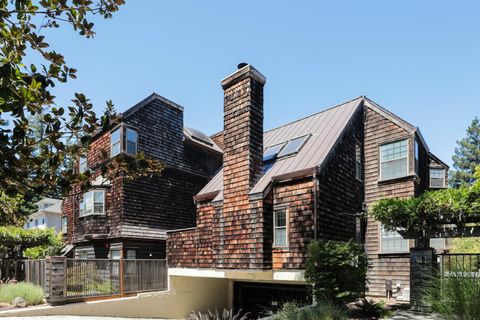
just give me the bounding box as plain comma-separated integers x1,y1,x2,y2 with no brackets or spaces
237,62,248,69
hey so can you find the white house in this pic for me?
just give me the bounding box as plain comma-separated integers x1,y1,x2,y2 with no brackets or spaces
24,198,63,233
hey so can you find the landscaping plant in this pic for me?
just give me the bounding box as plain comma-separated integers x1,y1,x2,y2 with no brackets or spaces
0,282,44,306
269,301,347,320
354,298,392,319
304,239,369,305
187,308,249,320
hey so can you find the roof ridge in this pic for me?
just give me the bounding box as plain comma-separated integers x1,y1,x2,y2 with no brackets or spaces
263,96,364,134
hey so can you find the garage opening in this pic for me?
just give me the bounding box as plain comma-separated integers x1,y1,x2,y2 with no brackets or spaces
233,281,313,318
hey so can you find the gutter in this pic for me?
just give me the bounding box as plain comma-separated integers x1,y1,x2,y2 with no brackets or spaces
312,170,319,241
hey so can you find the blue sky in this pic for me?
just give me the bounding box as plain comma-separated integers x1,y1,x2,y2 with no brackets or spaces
42,1,479,167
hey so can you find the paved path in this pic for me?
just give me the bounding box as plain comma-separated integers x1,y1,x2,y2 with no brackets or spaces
0,317,169,320
390,310,443,320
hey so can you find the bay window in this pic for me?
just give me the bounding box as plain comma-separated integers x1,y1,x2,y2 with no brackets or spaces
79,190,106,217
430,168,446,188
110,126,138,157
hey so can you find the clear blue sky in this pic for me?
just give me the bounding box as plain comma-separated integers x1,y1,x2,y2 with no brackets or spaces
43,1,479,167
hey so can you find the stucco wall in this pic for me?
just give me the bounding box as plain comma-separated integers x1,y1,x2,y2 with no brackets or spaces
0,276,229,319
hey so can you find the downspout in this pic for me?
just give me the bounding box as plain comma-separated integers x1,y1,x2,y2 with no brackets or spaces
312,171,319,241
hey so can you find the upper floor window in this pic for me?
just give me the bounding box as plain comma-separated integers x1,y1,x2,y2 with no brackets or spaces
381,225,409,253
80,190,106,217
110,126,138,157
34,219,38,227
430,168,446,188
355,142,362,181
273,209,288,247
414,140,419,175
278,135,310,158
61,216,67,234
79,156,88,173
380,139,408,181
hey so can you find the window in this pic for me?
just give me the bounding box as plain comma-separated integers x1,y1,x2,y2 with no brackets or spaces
126,250,136,259
110,250,121,260
278,135,310,158
41,218,45,225
111,128,121,157
381,226,408,253
273,209,288,247
110,126,138,157
430,168,446,188
26,222,30,229
78,251,88,259
61,216,67,234
34,219,38,227
79,156,88,173
263,143,286,162
380,139,408,181
80,190,105,217
355,142,362,181
414,140,419,175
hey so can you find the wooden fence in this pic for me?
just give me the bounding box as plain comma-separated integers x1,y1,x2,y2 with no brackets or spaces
21,257,168,303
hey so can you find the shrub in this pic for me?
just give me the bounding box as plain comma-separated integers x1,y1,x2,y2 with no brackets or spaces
355,298,392,319
187,308,249,320
270,301,347,320
424,267,480,320
304,240,369,304
0,282,44,306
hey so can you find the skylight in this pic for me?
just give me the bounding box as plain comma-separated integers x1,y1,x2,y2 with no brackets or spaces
277,135,310,157
263,142,286,162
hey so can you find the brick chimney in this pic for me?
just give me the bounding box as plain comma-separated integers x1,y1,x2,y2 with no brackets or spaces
217,63,266,268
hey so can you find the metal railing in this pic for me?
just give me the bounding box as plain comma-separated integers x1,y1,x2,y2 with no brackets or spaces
123,259,168,293
439,253,480,277
65,259,121,298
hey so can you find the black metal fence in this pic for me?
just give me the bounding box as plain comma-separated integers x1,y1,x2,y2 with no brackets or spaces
123,259,168,293
439,253,480,277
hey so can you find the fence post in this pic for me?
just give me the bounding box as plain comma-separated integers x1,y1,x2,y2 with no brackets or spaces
119,253,125,296
45,256,67,305
410,247,435,312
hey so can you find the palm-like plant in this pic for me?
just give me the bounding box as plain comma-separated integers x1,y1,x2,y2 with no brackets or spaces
187,308,249,320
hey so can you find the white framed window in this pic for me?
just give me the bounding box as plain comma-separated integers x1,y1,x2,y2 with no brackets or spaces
110,126,138,157
355,142,362,181
380,139,409,181
110,250,121,260
35,219,38,227
430,168,446,188
79,156,88,173
414,140,419,175
80,190,106,217
61,216,68,234
381,225,409,253
273,209,288,247
111,128,121,157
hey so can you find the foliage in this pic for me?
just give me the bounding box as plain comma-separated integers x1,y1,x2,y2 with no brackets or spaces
0,282,44,306
0,0,163,203
450,117,480,188
24,231,62,259
354,298,392,319
0,191,38,226
269,301,347,320
424,267,480,320
187,308,249,320
370,168,480,237
0,226,59,259
451,237,480,253
304,240,369,305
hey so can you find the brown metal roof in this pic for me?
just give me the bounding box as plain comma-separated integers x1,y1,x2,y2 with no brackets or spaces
196,96,363,200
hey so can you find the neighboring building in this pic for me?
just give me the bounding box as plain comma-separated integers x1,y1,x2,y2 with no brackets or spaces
24,198,63,233
166,64,448,316
62,93,222,259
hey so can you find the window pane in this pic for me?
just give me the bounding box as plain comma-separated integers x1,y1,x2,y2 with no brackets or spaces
381,158,408,180
380,140,408,162
126,129,137,154
278,135,309,157
356,143,362,180
111,142,121,157
79,156,87,173
381,226,408,252
275,210,286,227
111,250,121,260
94,204,104,214
430,169,445,178
263,143,286,162
275,228,287,247
111,129,120,144
111,128,121,157
94,190,104,202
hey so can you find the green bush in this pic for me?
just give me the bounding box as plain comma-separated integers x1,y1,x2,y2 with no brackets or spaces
187,308,249,320
354,298,392,319
304,240,369,304
270,301,347,320
424,268,480,320
0,282,44,306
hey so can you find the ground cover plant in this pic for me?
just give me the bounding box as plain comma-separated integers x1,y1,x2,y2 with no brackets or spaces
0,282,44,306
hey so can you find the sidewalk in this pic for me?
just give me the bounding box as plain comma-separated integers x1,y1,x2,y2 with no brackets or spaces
390,310,443,320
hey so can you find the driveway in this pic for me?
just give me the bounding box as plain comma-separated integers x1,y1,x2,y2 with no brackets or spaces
390,310,443,320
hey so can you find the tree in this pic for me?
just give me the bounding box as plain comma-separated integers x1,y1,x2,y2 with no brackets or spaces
450,117,480,188
0,191,37,226
0,0,163,205
0,226,59,259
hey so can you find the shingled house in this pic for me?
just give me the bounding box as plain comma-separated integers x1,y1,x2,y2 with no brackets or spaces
62,93,222,259
166,64,449,315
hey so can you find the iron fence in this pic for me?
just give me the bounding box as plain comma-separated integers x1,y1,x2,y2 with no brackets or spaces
439,253,480,278
65,259,121,298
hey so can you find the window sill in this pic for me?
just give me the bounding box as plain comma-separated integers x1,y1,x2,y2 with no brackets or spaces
272,246,289,251
378,251,410,257
79,213,106,218
378,175,417,185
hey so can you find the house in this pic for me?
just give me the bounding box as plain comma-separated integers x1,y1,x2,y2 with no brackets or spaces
62,93,223,259
166,64,449,316
24,198,63,233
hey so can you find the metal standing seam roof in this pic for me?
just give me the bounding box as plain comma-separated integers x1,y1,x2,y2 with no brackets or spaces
196,96,364,200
